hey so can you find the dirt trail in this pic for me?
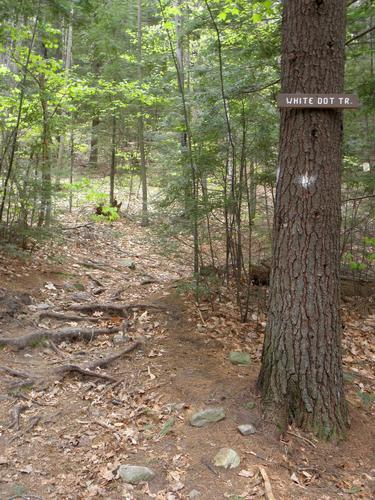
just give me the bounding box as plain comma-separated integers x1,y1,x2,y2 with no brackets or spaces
0,218,374,499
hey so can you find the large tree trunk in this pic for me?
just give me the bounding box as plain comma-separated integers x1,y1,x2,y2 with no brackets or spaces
258,0,349,439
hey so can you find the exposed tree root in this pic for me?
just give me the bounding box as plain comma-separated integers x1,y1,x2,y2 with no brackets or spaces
56,340,142,381
55,364,117,382
1,341,142,392
61,222,95,231
68,302,167,315
9,403,28,430
48,339,66,357
79,259,118,271
86,340,142,370
0,326,121,349
88,274,105,287
0,365,35,379
37,311,106,322
9,415,41,444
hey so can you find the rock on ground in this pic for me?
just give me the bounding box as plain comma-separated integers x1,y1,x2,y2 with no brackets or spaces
187,489,201,498
118,465,155,484
189,407,225,427
229,351,251,365
213,448,241,469
238,424,257,435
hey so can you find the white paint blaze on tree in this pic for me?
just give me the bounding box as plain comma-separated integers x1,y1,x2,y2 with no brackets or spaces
257,0,349,439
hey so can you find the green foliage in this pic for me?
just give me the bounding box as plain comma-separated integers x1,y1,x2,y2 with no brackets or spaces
92,205,120,222
356,391,375,408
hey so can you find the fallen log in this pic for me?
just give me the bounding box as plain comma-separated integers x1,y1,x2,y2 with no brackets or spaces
247,265,375,297
0,326,121,350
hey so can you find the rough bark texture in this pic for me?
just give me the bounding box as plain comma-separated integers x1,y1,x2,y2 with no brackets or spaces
258,0,349,439
89,115,100,168
137,0,148,226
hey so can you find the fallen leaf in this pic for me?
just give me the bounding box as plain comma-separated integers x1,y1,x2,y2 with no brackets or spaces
291,472,300,484
19,464,33,474
45,282,56,290
148,366,156,380
238,469,255,478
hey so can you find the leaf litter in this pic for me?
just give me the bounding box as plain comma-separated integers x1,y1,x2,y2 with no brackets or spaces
0,214,374,499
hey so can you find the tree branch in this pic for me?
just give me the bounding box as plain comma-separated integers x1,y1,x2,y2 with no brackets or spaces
346,25,375,45
342,194,375,204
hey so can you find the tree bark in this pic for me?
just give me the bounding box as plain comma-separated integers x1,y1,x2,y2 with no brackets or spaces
258,0,349,439
110,114,116,206
137,0,148,226
88,115,100,169
38,42,52,227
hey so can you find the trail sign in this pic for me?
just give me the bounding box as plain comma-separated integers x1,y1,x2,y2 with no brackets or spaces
277,94,359,109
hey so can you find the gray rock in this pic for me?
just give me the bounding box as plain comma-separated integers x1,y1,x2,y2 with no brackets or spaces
113,333,129,345
238,424,256,436
190,407,225,427
120,259,136,270
213,448,241,469
118,465,155,484
70,292,92,302
229,351,251,366
34,303,50,311
188,490,201,498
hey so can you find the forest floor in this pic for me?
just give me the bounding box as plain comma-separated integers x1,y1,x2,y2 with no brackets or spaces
0,213,374,500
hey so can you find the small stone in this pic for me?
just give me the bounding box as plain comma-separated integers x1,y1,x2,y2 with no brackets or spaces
120,259,136,270
188,490,201,498
238,424,257,436
118,465,155,484
190,407,225,427
229,351,251,366
34,303,50,311
70,292,92,302
213,448,241,469
113,333,129,345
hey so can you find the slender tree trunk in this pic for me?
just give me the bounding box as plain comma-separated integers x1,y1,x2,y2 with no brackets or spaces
38,42,52,227
69,130,74,213
175,0,190,214
88,115,100,168
137,0,148,226
158,0,199,275
110,115,116,206
205,0,237,279
0,7,40,221
56,7,73,182
258,0,349,440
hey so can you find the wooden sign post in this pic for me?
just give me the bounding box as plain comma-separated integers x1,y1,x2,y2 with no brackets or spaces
277,93,359,109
